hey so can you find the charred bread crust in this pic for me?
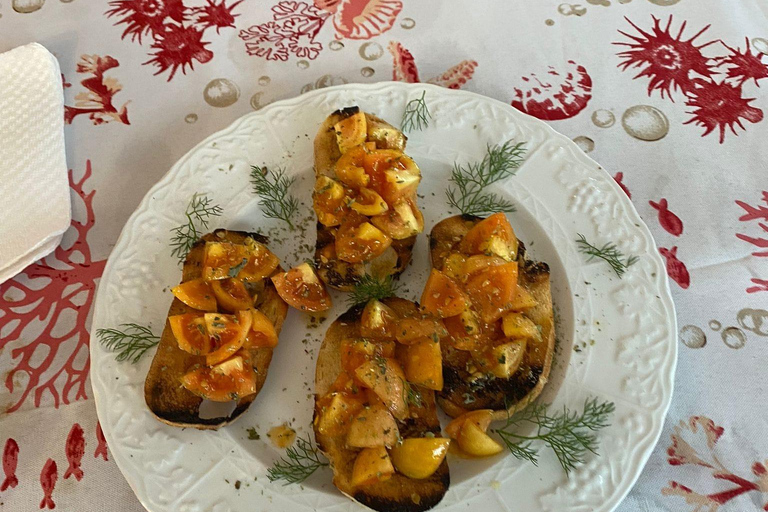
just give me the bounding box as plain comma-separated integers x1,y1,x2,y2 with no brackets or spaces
428,215,556,421
144,229,288,430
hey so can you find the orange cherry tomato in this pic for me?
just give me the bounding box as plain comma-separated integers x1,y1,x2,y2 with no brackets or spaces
459,213,518,260
420,269,468,318
360,300,399,339
370,198,424,240
363,150,420,206
245,309,279,348
271,262,332,312
335,212,392,263
211,278,253,312
181,350,257,402
313,176,350,227
464,262,519,323
203,240,279,281
395,315,448,344
204,311,252,366
171,278,217,311
335,146,370,189
169,313,211,355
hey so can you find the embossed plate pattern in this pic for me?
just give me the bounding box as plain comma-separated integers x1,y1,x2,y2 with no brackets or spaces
90,82,677,512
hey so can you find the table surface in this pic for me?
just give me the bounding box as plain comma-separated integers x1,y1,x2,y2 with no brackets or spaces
1,2,767,511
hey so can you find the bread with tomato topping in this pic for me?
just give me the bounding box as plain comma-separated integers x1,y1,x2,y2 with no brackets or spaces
426,214,555,421
314,298,450,512
313,107,424,291
144,229,289,429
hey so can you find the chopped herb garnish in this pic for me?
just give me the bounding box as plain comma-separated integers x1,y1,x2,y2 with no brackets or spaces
228,257,248,278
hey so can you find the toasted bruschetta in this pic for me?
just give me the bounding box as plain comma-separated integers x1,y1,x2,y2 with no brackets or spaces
145,229,288,429
313,107,424,291
426,214,555,421
314,298,450,512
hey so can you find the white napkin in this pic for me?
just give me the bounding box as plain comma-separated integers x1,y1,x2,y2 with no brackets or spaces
0,43,71,284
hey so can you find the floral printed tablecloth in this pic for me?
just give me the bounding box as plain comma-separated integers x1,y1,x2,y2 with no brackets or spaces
1,1,767,511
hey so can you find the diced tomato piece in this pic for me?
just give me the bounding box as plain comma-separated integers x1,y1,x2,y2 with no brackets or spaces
335,146,370,189
204,311,252,366
360,300,399,339
351,446,394,487
420,269,468,318
313,176,350,227
315,392,365,436
334,111,367,153
463,255,507,276
211,278,253,312
203,240,279,281
335,212,392,263
370,198,424,240
363,150,420,206
399,338,443,391
245,309,279,348
443,311,485,352
350,188,389,216
271,263,332,312
169,313,211,355
464,262,518,323
459,213,518,261
395,315,448,344
180,351,258,402
171,278,217,311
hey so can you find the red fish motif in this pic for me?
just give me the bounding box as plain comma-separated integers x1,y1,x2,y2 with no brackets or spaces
95,422,109,461
388,41,478,89
659,246,690,289
649,198,683,236
64,423,85,481
39,459,57,510
511,60,593,121
1,439,19,491
613,172,632,199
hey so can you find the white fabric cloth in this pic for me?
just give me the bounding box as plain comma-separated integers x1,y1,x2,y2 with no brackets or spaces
0,43,70,284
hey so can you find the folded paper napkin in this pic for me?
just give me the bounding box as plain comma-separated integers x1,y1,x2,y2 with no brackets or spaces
0,43,71,284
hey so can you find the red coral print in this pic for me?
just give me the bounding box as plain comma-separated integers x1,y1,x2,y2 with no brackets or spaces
64,55,130,126
736,191,768,257
39,459,57,510
684,78,763,143
241,0,401,61
427,60,479,89
662,416,768,511
1,438,19,491
650,198,684,236
388,41,477,89
715,38,768,87
63,424,85,481
106,0,186,42
94,422,109,461
510,60,593,121
389,41,419,82
747,278,768,294
614,15,717,100
332,0,402,40
659,246,690,289
613,172,632,199
0,162,106,413
105,0,239,80
145,23,214,80
190,0,242,33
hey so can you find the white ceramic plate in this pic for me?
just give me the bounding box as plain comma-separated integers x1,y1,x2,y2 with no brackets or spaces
90,82,677,512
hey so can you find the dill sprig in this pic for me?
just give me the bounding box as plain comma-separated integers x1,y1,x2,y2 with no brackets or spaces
575,234,639,278
446,140,527,216
401,90,431,132
170,194,223,264
491,397,615,475
346,275,401,307
250,166,299,230
267,435,328,485
96,323,160,363
405,383,424,408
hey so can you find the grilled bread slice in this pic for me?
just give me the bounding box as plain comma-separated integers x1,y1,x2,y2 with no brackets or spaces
145,229,288,429
313,107,423,291
428,215,555,421
314,298,450,512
